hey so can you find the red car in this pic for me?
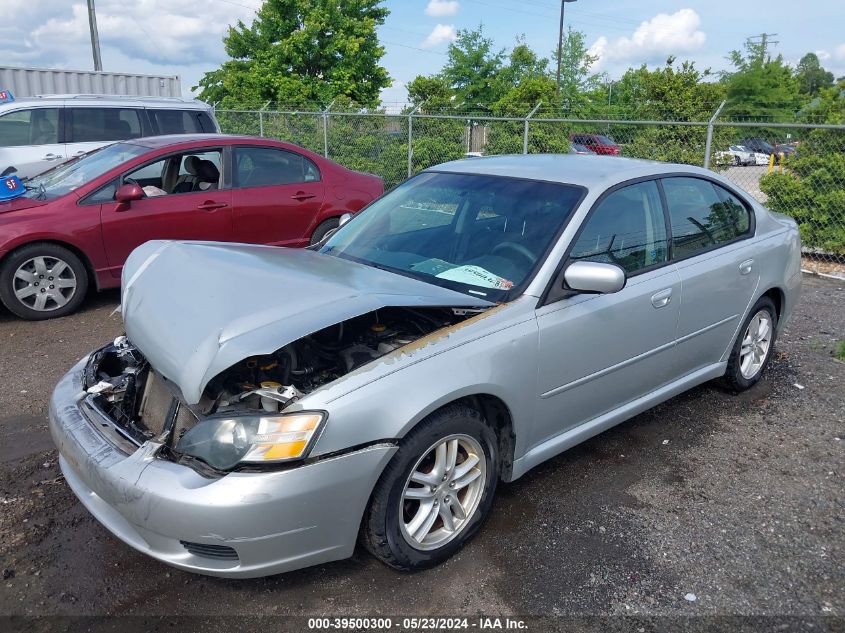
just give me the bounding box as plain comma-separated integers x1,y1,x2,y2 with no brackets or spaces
0,135,383,320
569,133,621,156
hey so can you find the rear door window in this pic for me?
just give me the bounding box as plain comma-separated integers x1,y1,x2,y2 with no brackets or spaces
234,146,320,187
149,110,204,135
0,108,60,147
662,177,752,259
69,108,142,142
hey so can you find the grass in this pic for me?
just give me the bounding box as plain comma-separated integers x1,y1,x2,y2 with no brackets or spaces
836,340,845,361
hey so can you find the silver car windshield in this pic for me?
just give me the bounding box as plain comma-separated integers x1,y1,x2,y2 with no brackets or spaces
22,142,148,200
321,171,584,300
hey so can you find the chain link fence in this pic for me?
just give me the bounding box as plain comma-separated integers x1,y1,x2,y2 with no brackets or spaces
217,107,845,278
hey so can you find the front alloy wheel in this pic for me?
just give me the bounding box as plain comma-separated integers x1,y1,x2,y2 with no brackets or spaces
361,405,499,570
400,434,487,550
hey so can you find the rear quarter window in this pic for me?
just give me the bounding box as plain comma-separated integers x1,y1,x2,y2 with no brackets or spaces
149,110,204,135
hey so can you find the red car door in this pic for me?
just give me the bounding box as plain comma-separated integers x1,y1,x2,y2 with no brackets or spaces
231,145,325,247
99,149,233,277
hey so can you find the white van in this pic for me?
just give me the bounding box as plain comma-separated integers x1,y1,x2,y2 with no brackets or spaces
0,94,219,179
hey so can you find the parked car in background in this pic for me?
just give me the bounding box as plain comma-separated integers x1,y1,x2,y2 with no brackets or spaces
716,145,756,166
569,133,621,155
739,138,779,157
50,155,800,578
775,144,798,158
0,134,383,319
568,143,596,155
0,94,219,179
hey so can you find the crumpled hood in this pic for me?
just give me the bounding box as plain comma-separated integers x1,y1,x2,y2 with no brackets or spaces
121,241,491,404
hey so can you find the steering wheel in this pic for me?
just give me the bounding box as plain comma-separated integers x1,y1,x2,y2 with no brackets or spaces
491,241,537,266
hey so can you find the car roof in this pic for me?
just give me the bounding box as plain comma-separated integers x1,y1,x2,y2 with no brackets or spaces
0,95,210,110
427,154,716,188
118,134,309,151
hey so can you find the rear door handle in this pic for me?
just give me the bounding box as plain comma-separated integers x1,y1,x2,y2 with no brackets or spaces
43,153,62,161
291,192,316,201
197,201,228,211
651,288,672,308
739,259,754,275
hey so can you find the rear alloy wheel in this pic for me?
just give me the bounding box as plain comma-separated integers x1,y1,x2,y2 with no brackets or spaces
722,296,777,391
0,244,89,320
309,217,341,246
361,405,499,570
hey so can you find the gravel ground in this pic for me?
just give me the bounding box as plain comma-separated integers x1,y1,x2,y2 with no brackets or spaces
0,277,842,630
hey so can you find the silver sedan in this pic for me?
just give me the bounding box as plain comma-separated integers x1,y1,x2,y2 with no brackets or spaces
50,155,801,577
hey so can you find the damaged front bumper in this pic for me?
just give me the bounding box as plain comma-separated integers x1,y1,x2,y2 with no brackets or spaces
49,356,397,578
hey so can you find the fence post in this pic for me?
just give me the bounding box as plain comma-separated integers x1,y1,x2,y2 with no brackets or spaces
258,101,270,137
407,101,426,179
523,101,542,155
703,100,727,169
323,99,336,158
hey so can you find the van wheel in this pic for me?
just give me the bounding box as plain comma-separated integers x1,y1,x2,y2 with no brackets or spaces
309,217,341,245
722,296,777,391
0,243,89,320
361,405,499,570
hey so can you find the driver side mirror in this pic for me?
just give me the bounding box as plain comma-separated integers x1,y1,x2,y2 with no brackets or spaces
564,260,627,294
115,183,144,204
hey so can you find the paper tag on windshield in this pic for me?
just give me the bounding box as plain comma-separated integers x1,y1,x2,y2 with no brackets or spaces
436,265,514,290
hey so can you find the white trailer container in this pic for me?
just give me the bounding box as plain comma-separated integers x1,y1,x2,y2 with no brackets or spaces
0,66,182,98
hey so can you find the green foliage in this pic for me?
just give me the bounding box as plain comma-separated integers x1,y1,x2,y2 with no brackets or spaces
439,26,507,109
551,27,604,112
723,39,801,121
195,0,390,108
761,152,845,254
796,53,835,96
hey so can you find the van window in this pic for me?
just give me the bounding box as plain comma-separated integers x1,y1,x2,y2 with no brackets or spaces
0,108,60,147
197,112,217,133
70,108,142,142
149,110,204,135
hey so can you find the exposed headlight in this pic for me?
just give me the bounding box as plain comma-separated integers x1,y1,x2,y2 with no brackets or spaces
175,412,325,471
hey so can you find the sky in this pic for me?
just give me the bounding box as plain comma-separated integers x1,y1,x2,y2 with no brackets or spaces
1,0,844,107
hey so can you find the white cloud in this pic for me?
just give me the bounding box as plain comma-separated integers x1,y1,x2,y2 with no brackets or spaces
835,43,845,61
425,0,459,17
422,24,457,49
588,9,706,70
815,49,831,61
0,0,255,88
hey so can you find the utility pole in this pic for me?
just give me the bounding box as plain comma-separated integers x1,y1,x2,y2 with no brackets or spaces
86,0,103,71
747,33,779,62
555,0,577,99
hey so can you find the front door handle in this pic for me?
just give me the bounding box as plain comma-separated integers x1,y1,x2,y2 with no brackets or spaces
291,192,316,201
739,259,754,275
197,201,228,211
651,288,672,308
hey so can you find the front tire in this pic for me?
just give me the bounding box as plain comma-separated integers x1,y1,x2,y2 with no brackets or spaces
361,405,499,570
0,243,89,320
722,296,777,391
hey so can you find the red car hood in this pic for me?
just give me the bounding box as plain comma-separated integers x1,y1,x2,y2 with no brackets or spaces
0,197,50,214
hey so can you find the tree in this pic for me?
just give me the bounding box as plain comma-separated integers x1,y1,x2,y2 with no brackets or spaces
195,0,390,108
795,53,834,96
722,38,800,121
441,26,506,109
550,27,603,112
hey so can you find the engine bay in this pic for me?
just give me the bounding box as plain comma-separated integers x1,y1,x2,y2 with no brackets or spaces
84,306,478,448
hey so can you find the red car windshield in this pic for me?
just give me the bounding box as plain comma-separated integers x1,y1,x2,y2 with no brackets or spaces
23,143,147,200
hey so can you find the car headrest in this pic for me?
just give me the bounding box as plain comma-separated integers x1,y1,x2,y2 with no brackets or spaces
196,160,219,183
184,155,200,175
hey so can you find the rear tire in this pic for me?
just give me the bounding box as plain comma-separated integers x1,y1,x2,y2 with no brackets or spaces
0,243,89,320
309,217,341,246
722,296,777,391
361,405,499,571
